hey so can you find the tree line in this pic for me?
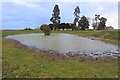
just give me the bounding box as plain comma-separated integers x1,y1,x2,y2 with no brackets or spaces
41,4,107,30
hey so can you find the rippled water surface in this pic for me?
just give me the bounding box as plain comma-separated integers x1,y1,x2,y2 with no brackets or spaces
5,33,118,55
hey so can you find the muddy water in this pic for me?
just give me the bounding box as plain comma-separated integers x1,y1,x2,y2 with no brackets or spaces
5,33,119,57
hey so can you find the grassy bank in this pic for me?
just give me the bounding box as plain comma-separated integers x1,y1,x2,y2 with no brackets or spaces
2,30,119,78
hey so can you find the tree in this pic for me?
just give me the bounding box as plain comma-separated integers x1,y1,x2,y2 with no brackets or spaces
59,23,65,30
40,24,51,35
92,18,96,30
48,24,54,30
98,17,107,30
50,4,61,30
94,14,100,30
78,16,89,30
73,6,80,26
71,24,76,30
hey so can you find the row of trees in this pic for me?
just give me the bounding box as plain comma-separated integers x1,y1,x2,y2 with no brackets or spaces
49,23,75,30
48,4,107,30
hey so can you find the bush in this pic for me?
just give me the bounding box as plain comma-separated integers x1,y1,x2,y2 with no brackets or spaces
40,24,51,35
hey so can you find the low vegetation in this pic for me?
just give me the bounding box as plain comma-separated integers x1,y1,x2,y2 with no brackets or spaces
2,30,119,78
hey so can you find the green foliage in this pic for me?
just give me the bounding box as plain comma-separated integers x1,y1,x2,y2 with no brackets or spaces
40,24,51,35
93,14,107,30
95,14,100,21
93,14,100,30
48,24,54,30
48,23,76,30
50,4,61,30
98,17,107,30
58,23,70,30
73,6,80,26
78,16,89,30
71,24,76,30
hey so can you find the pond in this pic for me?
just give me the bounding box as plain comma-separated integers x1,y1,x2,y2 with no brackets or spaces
5,33,119,57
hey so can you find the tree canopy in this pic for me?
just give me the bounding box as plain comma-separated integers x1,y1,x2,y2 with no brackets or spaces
92,14,107,30
48,4,108,31
50,4,61,30
78,16,89,30
73,6,80,26
98,17,107,30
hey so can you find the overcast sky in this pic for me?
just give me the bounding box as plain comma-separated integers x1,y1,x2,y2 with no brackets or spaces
1,0,119,30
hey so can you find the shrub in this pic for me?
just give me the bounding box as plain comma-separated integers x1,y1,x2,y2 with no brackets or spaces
40,24,51,35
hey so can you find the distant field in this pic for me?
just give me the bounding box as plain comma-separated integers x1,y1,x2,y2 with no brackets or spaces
2,30,119,78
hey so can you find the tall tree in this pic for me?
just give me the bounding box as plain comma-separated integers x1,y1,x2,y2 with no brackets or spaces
73,6,80,26
95,14,100,30
78,16,89,30
98,17,107,30
92,18,96,30
50,4,61,30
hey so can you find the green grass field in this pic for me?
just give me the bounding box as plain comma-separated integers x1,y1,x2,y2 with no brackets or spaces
2,30,119,78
